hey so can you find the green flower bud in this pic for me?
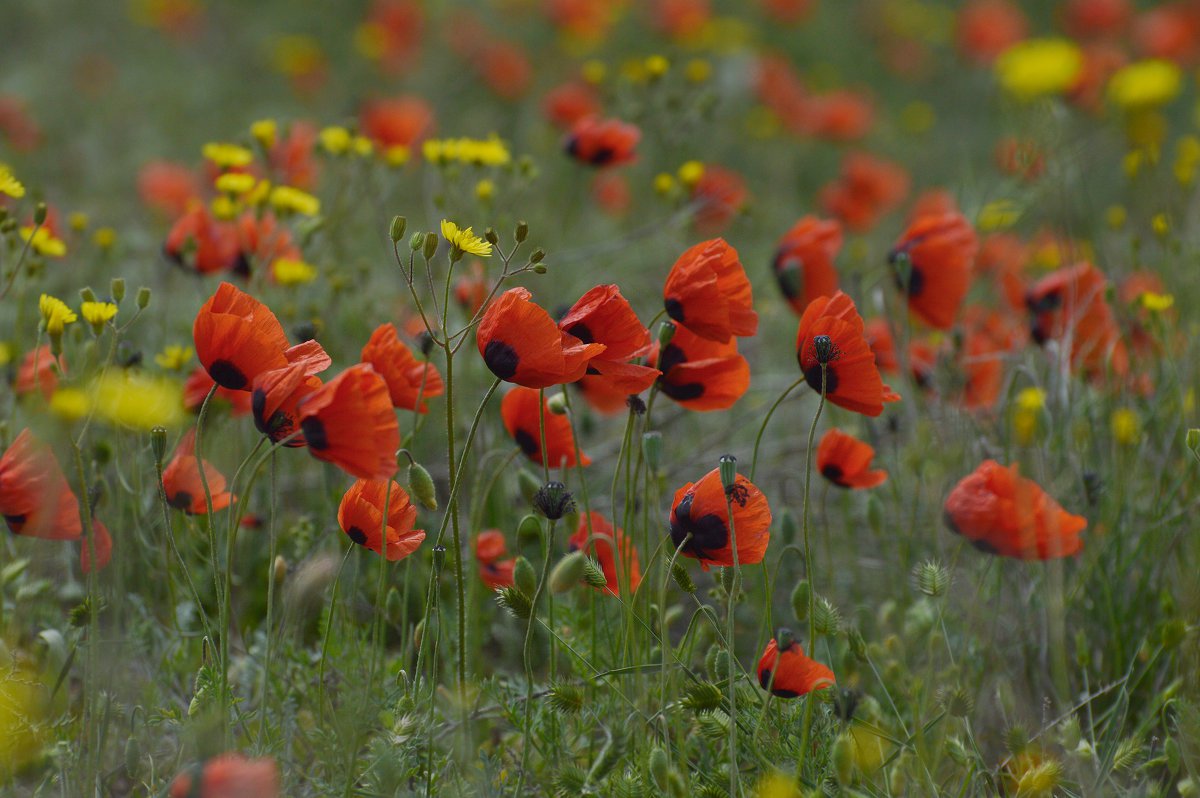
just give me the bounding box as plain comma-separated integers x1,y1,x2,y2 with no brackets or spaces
832,733,854,785
648,747,670,792
1187,428,1200,451
513,556,537,596
422,232,438,260
546,392,568,415
549,551,587,593
407,462,438,510
529,248,545,264
718,453,737,492
151,426,167,466
533,263,547,275
514,220,528,243
408,231,425,252
642,431,662,473
516,514,542,545
34,202,47,225
389,215,407,242
136,286,151,309
495,586,532,619
791,580,810,622
484,227,498,245
79,287,96,304
779,508,798,545
657,321,676,349
110,278,125,303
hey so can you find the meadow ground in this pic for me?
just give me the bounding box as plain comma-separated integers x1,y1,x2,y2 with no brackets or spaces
0,1,1198,796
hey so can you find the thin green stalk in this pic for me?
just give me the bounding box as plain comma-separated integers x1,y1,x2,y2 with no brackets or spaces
749,377,805,482
317,544,356,723
257,451,279,751
725,489,741,798
516,517,557,796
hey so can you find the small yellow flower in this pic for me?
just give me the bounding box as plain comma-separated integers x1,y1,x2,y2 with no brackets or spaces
900,101,936,134
1013,409,1040,446
93,227,117,250
210,195,240,221
269,185,320,216
995,38,1083,101
581,59,607,85
677,160,705,189
685,58,711,83
68,212,89,231
1105,205,1127,229
753,771,802,798
1108,59,1182,110
653,173,677,195
21,227,66,258
441,219,492,259
0,342,11,367
39,294,77,335
319,125,352,155
1140,291,1175,312
215,172,256,195
245,179,271,207
1152,212,1170,237
644,54,669,79
202,142,254,169
80,301,118,329
383,145,411,167
272,257,318,286
251,118,278,149
92,372,185,430
50,388,91,422
155,344,193,370
0,164,25,198
475,179,495,201
1016,387,1047,412
977,200,1023,232
1111,408,1141,445
351,136,373,157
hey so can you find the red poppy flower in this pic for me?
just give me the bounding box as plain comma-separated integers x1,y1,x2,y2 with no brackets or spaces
362,0,424,75
138,161,201,217
805,90,874,143
691,165,749,235
796,292,901,416
269,121,319,190
592,172,632,216
995,137,1045,182
959,307,1025,411
817,429,888,489
237,212,301,275
543,81,602,130
944,460,1086,560
760,0,816,24
754,56,811,135
756,637,835,698
361,323,444,413
564,117,640,168
663,238,758,343
819,152,910,233
81,519,112,574
296,364,399,479
889,212,978,331
545,0,618,42
653,322,750,412
162,429,236,515
0,429,82,540
864,318,899,375
474,40,533,99
955,0,1028,65
164,205,240,275
16,345,62,399
773,216,842,315
337,479,425,560
360,95,434,152
475,529,515,590
193,282,331,391
1025,263,1128,377
477,287,606,388
0,95,42,152
1063,0,1130,39
907,189,960,222
168,753,279,798
569,512,641,595
501,387,589,468
250,364,322,447
183,367,253,416
668,467,771,570
454,262,490,316
559,284,659,400
654,0,711,40
1133,4,1200,64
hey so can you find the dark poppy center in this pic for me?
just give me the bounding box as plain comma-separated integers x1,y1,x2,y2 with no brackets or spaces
301,417,328,450
483,340,520,380
168,491,193,511
513,428,540,457
803,364,839,395
661,379,705,401
664,298,685,324
658,343,686,374
821,464,847,486
669,493,729,561
907,266,925,297
589,146,615,165
774,255,802,299
346,526,368,545
208,359,248,390
565,322,594,343
5,514,26,534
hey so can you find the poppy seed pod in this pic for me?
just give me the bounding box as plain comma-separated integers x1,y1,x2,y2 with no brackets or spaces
513,556,537,596
533,481,575,520
545,391,568,415
718,454,737,492
813,335,834,365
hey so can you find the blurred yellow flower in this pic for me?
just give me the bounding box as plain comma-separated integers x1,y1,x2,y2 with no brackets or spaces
352,136,374,157
1016,387,1046,411
1013,409,1039,446
977,200,1023,232
1105,205,1126,229
441,219,492,258
677,160,705,189
383,145,411,166
39,294,77,334
653,173,676,195
272,257,318,286
202,142,254,169
995,39,1083,101
0,163,25,198
1111,408,1141,445
93,227,117,250
1108,60,1182,110
582,59,607,85
269,185,320,216
92,371,185,430
155,344,193,370
1152,213,1170,237
21,226,66,258
0,661,49,777
1140,291,1174,312
210,195,240,220
68,212,89,231
685,58,711,83
319,125,352,155
644,54,669,79
423,136,510,167
215,172,256,195
250,118,277,149
0,341,12,366
475,179,495,201
50,388,91,422
753,771,801,798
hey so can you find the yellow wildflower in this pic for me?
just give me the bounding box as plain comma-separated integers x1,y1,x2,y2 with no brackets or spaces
352,136,373,157
272,34,324,78
582,59,607,85
80,301,118,331
0,660,50,776
677,160,705,189
0,164,25,198
754,771,801,798
1125,109,1166,149
475,179,495,201
272,257,318,286
1016,387,1047,412
644,55,669,79
210,195,240,221
269,185,320,216
685,58,711,83
1140,291,1174,312
319,125,352,155
977,200,1022,232
215,172,256,195
92,372,185,430
50,389,91,422
93,227,117,250
21,227,66,258
441,219,492,259
653,173,677,195
68,212,89,231
39,294,77,335
0,341,11,366
1105,205,1126,229
251,118,278,149
383,145,411,166
995,39,1083,101
1152,213,1170,237
1108,59,1182,110
245,179,271,207
354,22,387,60
155,344,193,370
202,142,254,169
1111,408,1141,445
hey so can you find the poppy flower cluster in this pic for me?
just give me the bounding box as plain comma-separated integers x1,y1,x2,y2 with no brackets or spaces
668,467,771,570
477,287,606,389
663,238,758,344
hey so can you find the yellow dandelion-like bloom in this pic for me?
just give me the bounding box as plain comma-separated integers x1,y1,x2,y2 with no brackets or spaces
685,58,711,83
269,185,320,216
1016,387,1047,412
272,257,318,286
210,195,240,221
441,219,492,259
92,371,185,430
475,179,495,202
1111,408,1142,446
995,39,1083,101
0,341,12,367
383,145,411,167
21,227,66,258
1108,60,1182,110
0,164,25,198
1105,205,1127,229
155,344,193,370
653,173,677,196
351,136,373,157
978,200,1023,232
81,301,118,328
68,212,89,231
215,172,256,195
1140,291,1174,312
677,160,706,189
1152,213,1170,237
50,388,92,422
250,118,278,149
319,126,352,155
644,54,670,79
93,227,117,250
1013,408,1040,446
202,142,254,169
39,294,77,335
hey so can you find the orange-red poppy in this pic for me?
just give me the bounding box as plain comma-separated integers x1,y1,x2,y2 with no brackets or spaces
955,0,1028,64
560,284,659,399
653,0,711,40
944,460,1086,560
959,307,1025,411
889,212,978,331
653,322,750,412
668,467,771,570
454,261,491,317
754,55,811,136
477,287,606,388
773,216,842,315
0,95,42,152
1062,0,1130,39
1025,263,1128,377
819,152,910,233
805,89,875,143
361,323,444,413
337,479,424,560
138,160,201,217
995,137,1045,182
474,40,533,99
162,429,235,515
250,363,322,447
0,429,82,540
16,345,62,399
569,511,641,595
238,211,302,277
193,282,331,391
817,429,888,489
501,387,589,468
183,367,253,416
691,165,749,234
663,238,758,343
756,637,835,698
475,529,515,590
1133,4,1200,64
169,754,279,798
592,172,632,216
165,205,240,275
544,0,619,43
760,0,816,25
796,292,901,416
360,95,434,153
565,117,640,167
297,364,400,480
361,0,424,75
543,81,602,130
80,519,112,574
268,121,319,190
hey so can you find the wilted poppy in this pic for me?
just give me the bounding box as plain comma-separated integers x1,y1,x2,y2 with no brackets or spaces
592,172,632,216
297,364,400,480
564,116,640,167
817,429,888,489
756,635,835,697
668,467,771,570
80,519,112,574
773,216,842,315
475,529,515,590
559,284,659,400
0,429,82,539
250,363,322,447
889,212,978,331
796,292,900,416
501,387,589,468
654,322,750,412
663,238,758,343
168,753,279,798
162,429,235,515
193,282,331,391
15,345,62,399
360,323,444,412
337,479,425,560
477,287,606,388
944,460,1086,560
569,512,641,595
1025,262,1128,377
164,205,240,275
183,367,253,416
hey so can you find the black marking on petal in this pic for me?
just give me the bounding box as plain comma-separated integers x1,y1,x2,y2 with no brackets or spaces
168,491,193,511
803,364,838,395
660,380,704,401
669,493,729,562
300,417,328,450
347,526,368,545
483,340,520,381
513,428,539,457
821,464,848,487
566,322,593,344
208,360,248,391
664,298,685,324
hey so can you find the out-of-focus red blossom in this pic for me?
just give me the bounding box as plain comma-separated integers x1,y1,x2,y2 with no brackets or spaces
889,212,978,331
164,205,241,275
80,519,112,574
361,0,424,75
543,82,603,130
772,215,841,316
907,338,940,390
475,530,515,590
955,0,1028,65
975,233,1028,312
819,152,910,233
360,96,435,152
0,95,42,151
163,430,236,515
817,429,888,489
907,188,959,222
183,367,253,416
138,161,201,217
755,56,810,132
759,0,817,25
592,172,632,216
133,0,206,41
757,638,835,697
454,262,490,316
270,122,319,190
1026,263,1128,379
360,323,444,413
1068,42,1128,112
863,319,944,389
0,429,82,541
960,306,1026,411
1119,271,1171,359
474,41,533,99
16,346,62,400
544,0,621,43
995,137,1045,182
653,0,711,40
565,117,640,168
691,166,749,234
168,753,279,798
1062,0,1131,39
1133,4,1200,64
806,90,874,142
569,512,641,595
237,212,301,275
652,322,751,412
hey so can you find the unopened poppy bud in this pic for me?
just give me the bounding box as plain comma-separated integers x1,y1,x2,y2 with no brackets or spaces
780,508,798,545
79,287,96,303
151,426,167,465
124,737,141,778
408,231,424,252
273,555,287,583
413,618,425,649
422,232,438,260
110,278,125,302
389,215,407,242
514,220,528,243
791,579,810,622
34,202,47,226
533,481,575,520
431,544,446,572
813,334,834,365
516,513,542,545
832,733,854,785
670,561,695,593
719,564,737,594
1188,428,1200,452
718,454,737,493
136,286,151,309
386,586,402,623
529,248,545,264
513,556,537,596
648,747,670,791
657,321,676,349
642,431,662,473
407,462,437,510
546,392,568,415
533,263,547,275
581,557,608,589
549,551,586,593
484,227,498,245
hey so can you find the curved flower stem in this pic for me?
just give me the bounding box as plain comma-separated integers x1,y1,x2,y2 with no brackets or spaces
317,544,355,724
516,517,558,796
256,450,279,751
749,377,806,483
369,482,393,688
725,491,741,798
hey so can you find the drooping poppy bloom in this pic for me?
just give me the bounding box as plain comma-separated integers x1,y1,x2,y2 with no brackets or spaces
691,165,749,235
817,429,888,489
756,637,835,698
944,460,1087,560
889,212,978,331
663,238,758,343
0,429,82,540
161,429,235,515
796,292,901,416
559,284,659,401
360,323,444,413
250,364,322,447
477,287,606,388
819,152,910,233
1025,262,1128,377
80,519,112,574
360,95,435,157
955,0,1028,65
475,529,515,590
668,467,771,570
297,364,400,480
15,345,63,399
773,216,842,315
337,479,425,560
137,161,201,217
653,322,750,412
164,205,241,275
568,512,641,595
183,367,253,416
564,117,640,167
193,282,331,391
804,89,875,143
168,753,280,798
501,387,589,468
542,81,602,130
